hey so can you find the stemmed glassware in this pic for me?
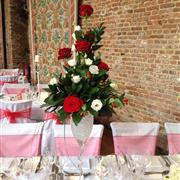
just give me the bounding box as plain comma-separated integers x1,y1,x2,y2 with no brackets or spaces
70,113,94,179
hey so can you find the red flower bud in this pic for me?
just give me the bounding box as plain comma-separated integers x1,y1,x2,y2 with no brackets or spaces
58,48,72,59
79,5,93,17
98,60,109,71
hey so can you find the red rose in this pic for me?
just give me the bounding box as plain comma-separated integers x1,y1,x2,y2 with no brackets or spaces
123,98,128,104
87,71,91,78
64,96,84,113
98,61,109,71
58,48,72,59
79,5,93,17
75,40,91,53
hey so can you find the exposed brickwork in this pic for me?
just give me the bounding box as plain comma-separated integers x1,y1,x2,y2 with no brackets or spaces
80,0,180,149
3,0,29,69
0,1,4,68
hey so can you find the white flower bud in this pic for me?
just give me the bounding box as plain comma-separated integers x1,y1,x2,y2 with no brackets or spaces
72,33,76,40
85,58,93,66
91,99,103,111
89,65,99,75
49,77,57,85
75,25,81,31
67,59,77,67
71,75,81,84
71,44,76,52
110,82,118,89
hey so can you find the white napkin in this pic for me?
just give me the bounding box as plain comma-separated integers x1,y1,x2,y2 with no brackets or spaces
62,157,91,174
0,158,14,172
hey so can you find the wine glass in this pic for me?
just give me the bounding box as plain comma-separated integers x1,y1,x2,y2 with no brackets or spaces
70,114,94,178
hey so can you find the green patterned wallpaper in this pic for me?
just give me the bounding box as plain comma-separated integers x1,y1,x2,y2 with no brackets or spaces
33,0,76,83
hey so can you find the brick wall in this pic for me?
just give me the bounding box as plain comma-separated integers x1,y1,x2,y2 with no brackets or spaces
0,0,4,68
80,0,180,149
3,0,29,69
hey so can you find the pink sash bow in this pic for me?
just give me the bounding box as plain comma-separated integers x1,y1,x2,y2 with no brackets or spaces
0,108,31,123
44,112,62,124
0,80,18,86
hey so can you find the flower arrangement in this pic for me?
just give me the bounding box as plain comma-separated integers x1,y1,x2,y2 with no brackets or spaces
44,4,128,125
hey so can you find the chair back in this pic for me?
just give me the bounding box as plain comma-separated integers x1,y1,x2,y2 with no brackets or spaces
54,124,104,156
110,122,159,155
165,123,180,154
0,121,55,157
0,99,32,123
0,69,19,76
1,83,30,95
0,76,18,92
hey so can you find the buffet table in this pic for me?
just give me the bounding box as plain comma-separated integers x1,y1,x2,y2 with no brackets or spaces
0,155,179,180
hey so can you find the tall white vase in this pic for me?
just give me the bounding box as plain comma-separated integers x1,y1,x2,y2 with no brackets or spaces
70,113,94,147
70,114,94,178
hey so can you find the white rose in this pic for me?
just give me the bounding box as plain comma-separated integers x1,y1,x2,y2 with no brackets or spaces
75,25,81,31
49,77,57,85
71,75,81,84
67,59,77,67
110,82,118,89
85,58,93,66
72,33,76,40
71,44,76,52
91,99,103,112
89,65,99,75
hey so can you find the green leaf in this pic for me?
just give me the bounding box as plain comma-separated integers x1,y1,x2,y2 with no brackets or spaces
88,108,98,117
114,98,124,108
48,84,57,92
72,112,82,126
90,87,99,95
92,45,103,51
57,108,69,124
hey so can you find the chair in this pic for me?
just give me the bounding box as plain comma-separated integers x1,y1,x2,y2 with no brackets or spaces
0,99,32,123
0,69,19,76
0,120,55,157
0,76,18,91
110,122,159,155
165,123,180,154
1,83,30,95
54,124,104,156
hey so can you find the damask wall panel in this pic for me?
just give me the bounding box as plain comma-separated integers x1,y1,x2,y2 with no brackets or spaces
32,0,77,83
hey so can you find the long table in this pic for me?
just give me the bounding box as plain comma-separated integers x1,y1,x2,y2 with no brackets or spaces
0,155,179,180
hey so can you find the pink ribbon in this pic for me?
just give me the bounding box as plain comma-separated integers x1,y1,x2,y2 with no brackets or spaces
44,112,62,124
0,80,18,86
0,108,31,123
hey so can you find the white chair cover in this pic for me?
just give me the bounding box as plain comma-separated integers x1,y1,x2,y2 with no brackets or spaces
0,99,32,123
0,76,18,92
165,123,180,154
1,83,30,95
0,69,19,76
0,121,55,157
110,122,160,155
54,124,104,156
39,84,49,92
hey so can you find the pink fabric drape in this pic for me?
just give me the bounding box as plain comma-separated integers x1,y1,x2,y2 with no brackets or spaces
0,80,18,86
113,136,157,155
0,108,31,123
0,134,42,157
167,134,180,154
55,137,102,156
44,112,62,124
3,88,27,95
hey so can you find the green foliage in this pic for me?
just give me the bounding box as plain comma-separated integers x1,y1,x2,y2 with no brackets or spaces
43,23,126,125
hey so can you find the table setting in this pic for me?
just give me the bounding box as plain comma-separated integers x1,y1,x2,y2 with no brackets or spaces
0,155,179,180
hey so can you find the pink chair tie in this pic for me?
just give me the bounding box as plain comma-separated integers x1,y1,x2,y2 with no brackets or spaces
3,88,27,95
0,80,18,86
0,108,31,123
44,112,62,124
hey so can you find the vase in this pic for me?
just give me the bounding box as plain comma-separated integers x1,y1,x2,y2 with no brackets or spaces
70,113,94,178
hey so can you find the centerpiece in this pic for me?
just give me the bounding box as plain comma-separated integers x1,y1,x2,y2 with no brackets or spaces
43,3,128,177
